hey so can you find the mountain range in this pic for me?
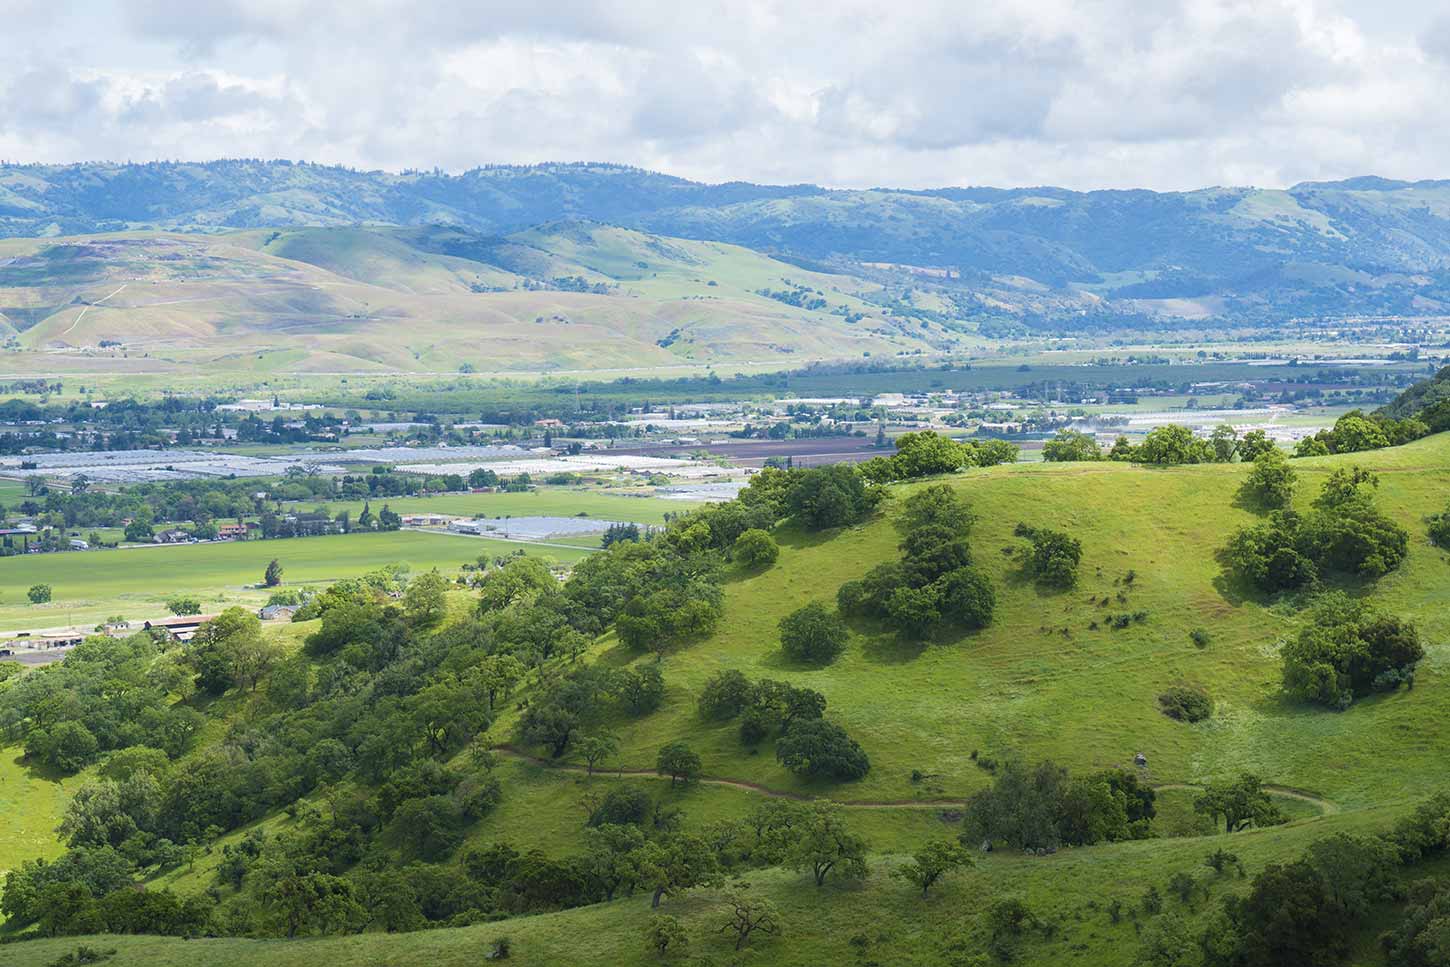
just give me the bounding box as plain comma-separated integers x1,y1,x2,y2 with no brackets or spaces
4,161,1450,372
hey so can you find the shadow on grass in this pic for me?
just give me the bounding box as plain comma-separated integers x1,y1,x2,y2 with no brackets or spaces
773,525,846,552
10,747,71,784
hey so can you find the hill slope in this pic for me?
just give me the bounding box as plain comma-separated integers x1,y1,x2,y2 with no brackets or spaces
0,223,944,372
4,435,1448,965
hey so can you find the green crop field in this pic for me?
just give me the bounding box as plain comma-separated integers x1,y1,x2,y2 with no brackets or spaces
283,488,701,525
0,531,588,629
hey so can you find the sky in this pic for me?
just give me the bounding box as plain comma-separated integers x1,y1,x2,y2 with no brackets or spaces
1,0,1448,192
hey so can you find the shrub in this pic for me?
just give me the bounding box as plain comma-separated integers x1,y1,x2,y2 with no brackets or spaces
588,787,653,827
778,603,848,665
733,528,779,568
1159,685,1212,723
1189,628,1211,648
28,583,53,604
1428,505,1450,549
1014,523,1082,588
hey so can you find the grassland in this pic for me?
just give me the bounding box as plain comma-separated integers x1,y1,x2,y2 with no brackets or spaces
0,531,588,629
559,434,1450,811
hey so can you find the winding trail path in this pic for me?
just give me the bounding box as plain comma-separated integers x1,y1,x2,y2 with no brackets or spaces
492,747,1339,815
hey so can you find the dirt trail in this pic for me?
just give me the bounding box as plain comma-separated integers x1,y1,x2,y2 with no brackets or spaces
492,748,1339,815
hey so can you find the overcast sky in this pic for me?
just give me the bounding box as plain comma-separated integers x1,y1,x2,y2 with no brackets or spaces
2,0,1448,191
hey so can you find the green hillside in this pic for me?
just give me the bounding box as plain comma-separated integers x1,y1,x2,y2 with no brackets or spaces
0,224,944,374
3,434,1447,965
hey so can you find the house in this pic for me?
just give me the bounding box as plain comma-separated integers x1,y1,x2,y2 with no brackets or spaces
68,538,89,550
216,522,249,540
154,528,193,544
259,604,298,621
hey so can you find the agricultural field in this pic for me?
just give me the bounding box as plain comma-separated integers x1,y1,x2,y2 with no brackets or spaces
281,488,702,525
0,530,588,629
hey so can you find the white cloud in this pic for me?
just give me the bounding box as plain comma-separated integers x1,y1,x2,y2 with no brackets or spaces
0,0,1446,190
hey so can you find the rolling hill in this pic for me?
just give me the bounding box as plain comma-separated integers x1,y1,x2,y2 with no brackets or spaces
0,223,948,373
4,433,1448,965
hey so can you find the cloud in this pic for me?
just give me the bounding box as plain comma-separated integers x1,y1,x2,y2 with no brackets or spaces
0,0,1448,190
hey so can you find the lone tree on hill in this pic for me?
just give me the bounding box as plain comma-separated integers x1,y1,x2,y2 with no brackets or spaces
263,558,284,588
656,742,702,787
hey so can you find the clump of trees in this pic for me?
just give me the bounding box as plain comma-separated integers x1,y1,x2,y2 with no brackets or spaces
961,760,1156,851
1012,523,1082,589
694,669,868,780
859,430,1017,483
1281,593,1423,709
1224,466,1409,592
836,485,996,639
1041,428,1103,462
1294,409,1429,457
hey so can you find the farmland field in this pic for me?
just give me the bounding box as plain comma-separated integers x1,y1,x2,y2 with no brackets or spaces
281,488,701,524
0,530,588,629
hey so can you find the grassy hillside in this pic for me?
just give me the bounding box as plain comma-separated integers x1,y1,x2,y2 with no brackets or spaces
0,224,943,376
4,436,1446,965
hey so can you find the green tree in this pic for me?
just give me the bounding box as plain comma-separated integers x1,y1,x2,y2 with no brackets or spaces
638,832,723,908
166,596,202,616
403,568,450,627
1193,774,1285,833
26,720,99,773
776,719,870,781
733,528,779,568
644,913,688,958
1014,523,1082,588
778,602,848,665
263,558,284,588
1138,425,1212,465
1239,448,1297,509
785,801,869,886
1041,429,1103,462
1210,424,1240,462
719,887,780,951
656,742,702,787
891,839,974,897
1238,429,1276,462
576,733,619,777
27,583,52,604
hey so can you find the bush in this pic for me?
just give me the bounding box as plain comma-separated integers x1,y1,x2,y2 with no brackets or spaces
778,603,848,665
1189,628,1211,648
733,529,779,568
1014,523,1082,588
1428,505,1450,549
28,583,53,604
1159,685,1212,722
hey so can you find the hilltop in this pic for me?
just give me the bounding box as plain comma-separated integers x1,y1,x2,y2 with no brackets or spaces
5,161,1450,328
